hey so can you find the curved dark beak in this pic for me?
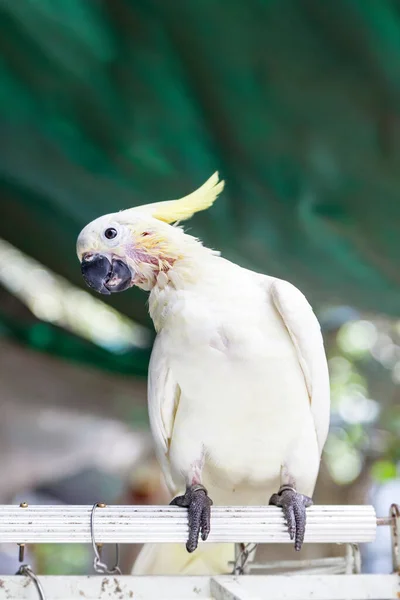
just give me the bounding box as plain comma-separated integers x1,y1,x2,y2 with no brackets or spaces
81,254,133,295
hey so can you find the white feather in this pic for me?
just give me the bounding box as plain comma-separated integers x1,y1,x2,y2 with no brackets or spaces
147,333,180,494
147,256,330,504
270,279,330,454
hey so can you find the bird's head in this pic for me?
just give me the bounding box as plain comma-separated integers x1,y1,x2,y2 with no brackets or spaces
76,172,224,294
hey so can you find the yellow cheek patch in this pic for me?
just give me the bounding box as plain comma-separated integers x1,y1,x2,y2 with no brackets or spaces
129,230,180,260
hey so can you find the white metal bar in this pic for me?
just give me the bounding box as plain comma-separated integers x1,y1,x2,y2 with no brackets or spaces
248,556,351,575
249,556,347,570
0,575,397,600
0,505,376,544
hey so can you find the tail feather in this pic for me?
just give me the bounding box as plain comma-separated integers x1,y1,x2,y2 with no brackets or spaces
132,542,234,575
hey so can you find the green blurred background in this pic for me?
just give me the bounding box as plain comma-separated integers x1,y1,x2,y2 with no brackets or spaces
0,0,399,576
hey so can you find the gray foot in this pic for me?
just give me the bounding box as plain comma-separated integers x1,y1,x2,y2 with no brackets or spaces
269,485,313,551
170,484,213,552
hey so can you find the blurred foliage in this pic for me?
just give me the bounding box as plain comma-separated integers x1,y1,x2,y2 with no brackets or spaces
35,544,91,576
0,238,152,376
325,316,400,486
0,238,151,353
0,310,150,377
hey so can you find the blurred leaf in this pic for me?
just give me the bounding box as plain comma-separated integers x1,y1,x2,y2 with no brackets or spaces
371,460,397,483
35,543,91,575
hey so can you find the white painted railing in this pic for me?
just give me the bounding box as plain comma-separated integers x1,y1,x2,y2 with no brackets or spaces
0,504,377,544
0,504,398,600
0,575,398,599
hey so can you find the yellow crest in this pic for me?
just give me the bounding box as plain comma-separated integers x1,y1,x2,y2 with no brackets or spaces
124,172,225,224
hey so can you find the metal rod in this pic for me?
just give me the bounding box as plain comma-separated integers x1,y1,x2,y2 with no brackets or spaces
377,517,392,526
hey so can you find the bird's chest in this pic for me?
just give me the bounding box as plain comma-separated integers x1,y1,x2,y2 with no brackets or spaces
154,281,286,357
155,286,312,489
151,280,305,413
159,295,300,416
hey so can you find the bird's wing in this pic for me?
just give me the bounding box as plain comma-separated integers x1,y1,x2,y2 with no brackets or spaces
147,332,180,494
269,278,330,454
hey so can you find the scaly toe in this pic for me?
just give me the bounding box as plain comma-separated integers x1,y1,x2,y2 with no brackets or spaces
171,485,213,553
269,486,312,551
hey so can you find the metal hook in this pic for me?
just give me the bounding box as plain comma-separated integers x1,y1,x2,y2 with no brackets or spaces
17,502,29,563
15,502,46,599
345,544,361,574
390,503,400,573
16,565,46,600
231,543,257,575
90,502,121,575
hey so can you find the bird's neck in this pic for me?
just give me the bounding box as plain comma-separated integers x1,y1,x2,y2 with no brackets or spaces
148,244,218,332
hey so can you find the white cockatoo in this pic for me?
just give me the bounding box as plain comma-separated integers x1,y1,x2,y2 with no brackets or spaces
76,173,330,575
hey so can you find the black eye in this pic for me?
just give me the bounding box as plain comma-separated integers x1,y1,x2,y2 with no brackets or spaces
104,227,118,240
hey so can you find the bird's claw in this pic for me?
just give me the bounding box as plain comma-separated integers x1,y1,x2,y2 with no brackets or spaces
170,484,213,552
269,485,312,551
